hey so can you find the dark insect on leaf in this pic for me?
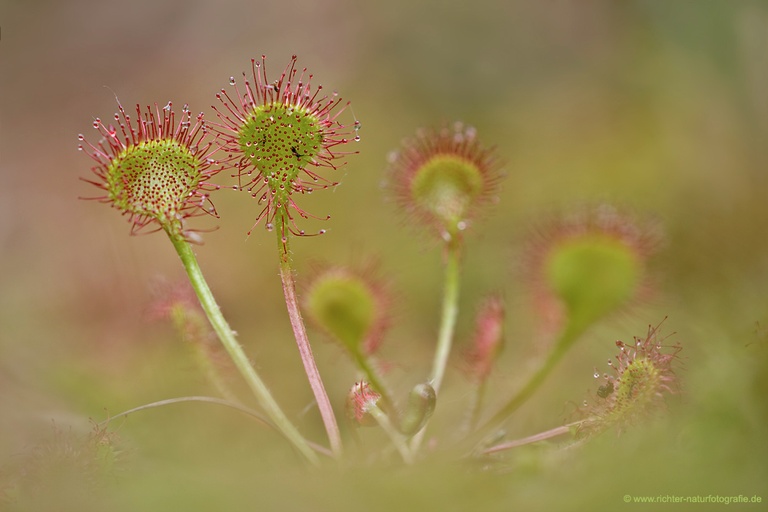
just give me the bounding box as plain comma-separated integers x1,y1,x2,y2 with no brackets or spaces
597,381,615,398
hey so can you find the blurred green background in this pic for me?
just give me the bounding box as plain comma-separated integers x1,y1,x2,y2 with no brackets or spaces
1,0,767,510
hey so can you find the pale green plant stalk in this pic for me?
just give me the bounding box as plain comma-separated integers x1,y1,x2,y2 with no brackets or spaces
410,239,462,451
429,241,463,394
470,321,585,448
366,402,414,464
170,233,320,465
276,231,343,457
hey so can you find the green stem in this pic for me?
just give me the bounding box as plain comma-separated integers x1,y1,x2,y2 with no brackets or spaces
276,231,343,457
482,344,568,431
430,240,462,394
168,234,319,466
367,402,414,464
470,319,587,447
410,239,462,451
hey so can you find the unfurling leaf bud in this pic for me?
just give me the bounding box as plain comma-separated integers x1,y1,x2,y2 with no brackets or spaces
464,295,505,382
399,382,437,436
346,381,382,427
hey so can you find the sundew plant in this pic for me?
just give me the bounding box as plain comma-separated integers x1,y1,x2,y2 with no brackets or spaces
20,51,763,511
71,54,680,464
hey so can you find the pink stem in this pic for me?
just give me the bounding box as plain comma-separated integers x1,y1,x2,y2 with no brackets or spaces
279,256,343,457
481,421,585,455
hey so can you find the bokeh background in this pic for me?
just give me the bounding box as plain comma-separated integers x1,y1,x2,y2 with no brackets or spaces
1,0,767,510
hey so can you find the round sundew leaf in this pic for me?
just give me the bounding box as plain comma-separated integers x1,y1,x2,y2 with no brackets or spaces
106,139,201,221
211,55,356,239
409,154,484,232
237,103,324,212
305,275,376,354
545,234,641,326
